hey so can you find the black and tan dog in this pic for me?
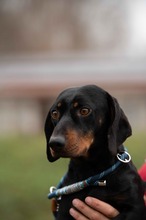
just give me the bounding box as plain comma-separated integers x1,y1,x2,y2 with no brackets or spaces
45,85,145,220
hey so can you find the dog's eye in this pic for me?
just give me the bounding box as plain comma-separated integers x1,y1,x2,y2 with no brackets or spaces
80,107,91,116
51,110,60,120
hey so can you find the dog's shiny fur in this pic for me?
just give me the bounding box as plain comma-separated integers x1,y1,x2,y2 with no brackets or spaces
45,85,146,220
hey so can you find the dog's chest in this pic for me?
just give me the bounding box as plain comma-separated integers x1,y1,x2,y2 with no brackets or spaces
54,190,88,220
52,185,111,220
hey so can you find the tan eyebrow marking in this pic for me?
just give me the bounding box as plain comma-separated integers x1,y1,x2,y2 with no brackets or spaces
99,118,103,125
73,102,78,107
57,102,62,107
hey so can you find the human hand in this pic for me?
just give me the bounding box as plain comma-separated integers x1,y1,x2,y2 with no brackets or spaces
144,194,146,205
69,197,119,220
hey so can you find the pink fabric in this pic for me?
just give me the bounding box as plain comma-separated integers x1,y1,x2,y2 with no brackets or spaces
138,162,146,205
138,163,146,181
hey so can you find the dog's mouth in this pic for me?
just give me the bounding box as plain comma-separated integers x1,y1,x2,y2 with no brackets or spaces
49,140,93,159
50,146,71,158
50,147,56,156
50,147,64,157
49,130,94,159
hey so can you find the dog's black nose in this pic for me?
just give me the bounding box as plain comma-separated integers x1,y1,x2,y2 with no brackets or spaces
49,136,65,150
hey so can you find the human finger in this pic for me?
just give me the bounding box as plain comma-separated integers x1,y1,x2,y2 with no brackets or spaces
70,199,110,220
144,195,146,205
85,197,119,219
69,207,89,220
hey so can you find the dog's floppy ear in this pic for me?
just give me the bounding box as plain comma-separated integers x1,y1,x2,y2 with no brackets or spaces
44,112,59,162
107,93,132,156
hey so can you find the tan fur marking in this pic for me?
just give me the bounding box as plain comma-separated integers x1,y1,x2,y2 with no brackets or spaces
64,130,94,157
57,102,62,107
73,102,78,108
99,118,103,125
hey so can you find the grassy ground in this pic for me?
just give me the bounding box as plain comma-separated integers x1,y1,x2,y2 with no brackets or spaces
0,132,145,220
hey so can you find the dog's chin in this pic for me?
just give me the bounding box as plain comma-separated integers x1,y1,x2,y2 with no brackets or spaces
50,147,69,158
50,147,90,159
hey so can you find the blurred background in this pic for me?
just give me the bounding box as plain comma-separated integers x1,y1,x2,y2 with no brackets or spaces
0,0,146,219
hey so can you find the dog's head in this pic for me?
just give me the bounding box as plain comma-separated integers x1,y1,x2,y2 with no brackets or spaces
45,85,132,162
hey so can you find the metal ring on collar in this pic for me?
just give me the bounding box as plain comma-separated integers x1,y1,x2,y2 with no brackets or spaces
117,151,131,163
50,186,56,193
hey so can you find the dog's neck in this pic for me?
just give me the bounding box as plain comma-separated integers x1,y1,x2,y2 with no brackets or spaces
68,143,125,182
69,153,115,181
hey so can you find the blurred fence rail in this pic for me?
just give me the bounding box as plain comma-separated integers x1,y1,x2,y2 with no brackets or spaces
0,54,146,135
